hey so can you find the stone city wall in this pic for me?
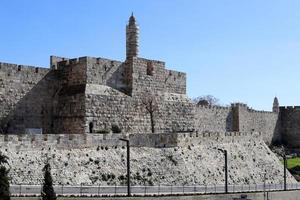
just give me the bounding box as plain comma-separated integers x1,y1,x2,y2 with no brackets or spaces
163,93,195,133
131,57,186,96
0,62,56,134
0,58,282,145
0,133,125,149
233,104,279,145
0,132,261,150
194,105,232,133
1,132,296,186
84,84,194,134
279,106,300,148
54,58,87,134
84,85,139,134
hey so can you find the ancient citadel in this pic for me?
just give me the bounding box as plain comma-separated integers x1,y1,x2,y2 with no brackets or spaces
0,15,300,186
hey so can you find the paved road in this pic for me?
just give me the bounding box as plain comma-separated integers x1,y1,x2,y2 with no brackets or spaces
10,183,300,196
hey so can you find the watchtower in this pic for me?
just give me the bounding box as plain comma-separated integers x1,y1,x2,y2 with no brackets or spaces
273,97,279,113
126,13,139,59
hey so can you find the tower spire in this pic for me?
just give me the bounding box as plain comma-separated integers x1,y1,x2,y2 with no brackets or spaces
126,13,139,59
273,96,279,113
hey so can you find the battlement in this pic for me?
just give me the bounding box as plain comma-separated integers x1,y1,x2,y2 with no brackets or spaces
164,70,186,83
52,56,121,69
178,131,261,139
0,133,127,149
133,57,165,65
56,57,87,68
0,131,263,150
247,108,274,114
196,104,231,111
130,131,263,148
0,62,49,74
86,56,122,65
231,103,275,114
231,103,248,108
279,106,300,111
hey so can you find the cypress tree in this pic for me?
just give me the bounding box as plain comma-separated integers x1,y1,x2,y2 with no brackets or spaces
0,152,10,200
41,161,56,200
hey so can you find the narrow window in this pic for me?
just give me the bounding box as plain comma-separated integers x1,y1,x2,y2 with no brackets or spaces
89,122,94,133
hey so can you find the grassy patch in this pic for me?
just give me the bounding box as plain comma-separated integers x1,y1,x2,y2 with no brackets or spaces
282,157,300,169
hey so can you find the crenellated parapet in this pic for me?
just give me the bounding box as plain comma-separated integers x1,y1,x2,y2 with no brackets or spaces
196,104,231,111
231,103,276,114
0,131,262,150
0,133,127,149
0,62,49,75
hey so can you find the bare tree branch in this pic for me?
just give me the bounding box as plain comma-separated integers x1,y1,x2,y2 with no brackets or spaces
140,92,159,133
193,95,220,106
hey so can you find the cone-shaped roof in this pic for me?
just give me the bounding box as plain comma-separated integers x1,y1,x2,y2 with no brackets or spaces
129,13,136,26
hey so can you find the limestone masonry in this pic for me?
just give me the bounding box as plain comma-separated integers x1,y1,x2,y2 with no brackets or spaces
0,14,299,185
1,132,296,185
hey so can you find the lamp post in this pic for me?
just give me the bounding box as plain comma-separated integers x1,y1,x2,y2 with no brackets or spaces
218,148,228,194
119,138,131,197
284,154,287,191
281,148,287,191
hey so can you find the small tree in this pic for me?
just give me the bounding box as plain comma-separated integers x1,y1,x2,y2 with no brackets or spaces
193,95,220,106
0,152,10,200
41,161,56,200
141,92,159,133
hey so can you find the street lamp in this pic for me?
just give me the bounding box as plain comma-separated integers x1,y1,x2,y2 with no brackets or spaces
283,153,287,191
218,148,228,194
119,138,131,196
279,147,287,191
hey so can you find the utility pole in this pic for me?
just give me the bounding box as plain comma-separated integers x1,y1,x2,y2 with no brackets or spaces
119,138,131,197
218,148,228,193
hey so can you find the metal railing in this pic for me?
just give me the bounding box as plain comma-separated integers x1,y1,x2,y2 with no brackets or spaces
10,182,300,196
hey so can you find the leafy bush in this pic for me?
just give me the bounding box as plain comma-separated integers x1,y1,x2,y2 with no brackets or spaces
0,152,10,200
96,129,110,134
101,174,108,181
111,124,122,133
166,155,178,166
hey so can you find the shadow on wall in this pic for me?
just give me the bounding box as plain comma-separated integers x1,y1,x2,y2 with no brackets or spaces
226,111,233,132
0,70,58,134
271,115,282,147
279,107,300,148
106,62,130,95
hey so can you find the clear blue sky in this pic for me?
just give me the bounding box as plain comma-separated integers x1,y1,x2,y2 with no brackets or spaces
1,0,300,111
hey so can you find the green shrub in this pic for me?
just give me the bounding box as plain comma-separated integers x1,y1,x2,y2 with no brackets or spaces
101,174,108,181
111,124,122,133
166,155,178,166
96,129,110,134
0,152,10,200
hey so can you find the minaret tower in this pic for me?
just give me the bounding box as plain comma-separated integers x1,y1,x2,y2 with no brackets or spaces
126,13,139,59
273,96,279,113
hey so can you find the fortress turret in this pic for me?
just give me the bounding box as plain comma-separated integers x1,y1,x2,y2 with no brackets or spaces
126,13,139,59
273,96,279,113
